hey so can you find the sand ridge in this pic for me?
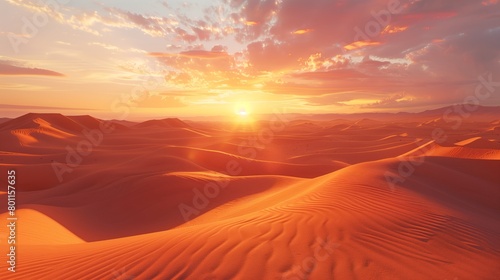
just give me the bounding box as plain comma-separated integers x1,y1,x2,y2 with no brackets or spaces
0,110,499,279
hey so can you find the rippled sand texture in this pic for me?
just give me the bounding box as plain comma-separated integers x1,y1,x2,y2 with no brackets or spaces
0,108,499,279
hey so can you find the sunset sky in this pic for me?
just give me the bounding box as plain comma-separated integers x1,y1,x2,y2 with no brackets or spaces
1,0,499,119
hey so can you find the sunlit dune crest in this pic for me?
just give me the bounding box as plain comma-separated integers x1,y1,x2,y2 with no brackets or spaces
0,209,85,245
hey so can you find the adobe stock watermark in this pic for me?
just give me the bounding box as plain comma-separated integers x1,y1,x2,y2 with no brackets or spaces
385,72,500,190
354,0,404,42
8,0,70,53
282,237,340,280
51,70,164,182
178,109,290,221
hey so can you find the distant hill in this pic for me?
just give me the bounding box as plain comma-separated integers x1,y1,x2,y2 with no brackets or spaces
0,113,128,134
0,113,86,133
0,117,11,125
134,118,191,129
275,105,500,122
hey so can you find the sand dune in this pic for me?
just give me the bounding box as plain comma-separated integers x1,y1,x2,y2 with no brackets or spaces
0,117,11,125
1,110,499,279
455,136,500,149
402,140,500,160
0,209,84,245
135,118,191,129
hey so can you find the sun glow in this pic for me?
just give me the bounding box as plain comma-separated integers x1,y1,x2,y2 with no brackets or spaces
234,102,252,117
233,103,254,126
237,109,248,116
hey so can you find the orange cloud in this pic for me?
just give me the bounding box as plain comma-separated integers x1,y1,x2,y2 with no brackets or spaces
138,95,186,108
292,69,368,81
292,29,313,35
382,25,408,35
245,21,258,26
482,0,498,6
401,11,457,21
344,41,381,50
149,50,243,89
149,50,230,60
0,60,64,77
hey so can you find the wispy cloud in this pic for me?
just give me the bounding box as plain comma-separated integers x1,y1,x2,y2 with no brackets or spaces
1,0,499,115
0,59,64,77
0,103,94,110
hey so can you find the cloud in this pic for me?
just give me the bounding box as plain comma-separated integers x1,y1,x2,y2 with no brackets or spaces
5,0,66,22
292,69,368,80
149,49,245,89
148,0,500,111
101,7,174,37
0,60,64,77
138,94,187,108
4,0,500,113
233,0,279,41
344,40,381,50
0,104,93,110
5,0,215,41
145,0,500,110
149,50,231,60
88,42,146,54
363,93,416,109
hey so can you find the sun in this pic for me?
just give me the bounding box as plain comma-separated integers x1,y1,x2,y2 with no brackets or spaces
234,103,251,117
237,108,248,116
233,104,254,126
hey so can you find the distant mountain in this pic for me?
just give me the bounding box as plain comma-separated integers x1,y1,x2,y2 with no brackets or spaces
0,113,128,133
270,105,500,122
134,118,191,128
1,105,497,128
0,113,86,133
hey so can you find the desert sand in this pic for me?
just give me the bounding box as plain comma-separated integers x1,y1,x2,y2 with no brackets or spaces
0,106,499,279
